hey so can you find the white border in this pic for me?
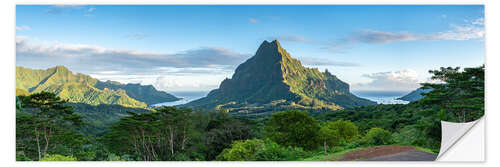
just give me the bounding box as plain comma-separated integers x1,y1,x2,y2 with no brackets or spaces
3,0,498,166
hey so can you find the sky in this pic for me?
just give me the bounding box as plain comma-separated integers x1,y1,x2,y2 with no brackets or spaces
16,5,485,93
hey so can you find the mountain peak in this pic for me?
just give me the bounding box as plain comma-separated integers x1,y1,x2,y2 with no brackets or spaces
254,40,290,63
271,39,281,45
49,65,73,76
266,39,281,46
53,65,70,72
259,40,282,49
185,41,376,111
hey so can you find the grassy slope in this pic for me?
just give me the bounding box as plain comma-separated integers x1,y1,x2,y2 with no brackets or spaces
414,146,439,154
16,88,30,96
16,66,58,91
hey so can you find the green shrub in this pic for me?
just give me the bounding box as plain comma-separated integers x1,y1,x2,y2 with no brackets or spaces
393,125,440,148
411,137,428,147
216,138,264,161
328,146,346,153
173,153,191,161
119,154,135,161
255,139,309,161
106,153,121,161
345,141,361,149
319,119,359,148
362,127,393,145
16,151,32,161
254,139,287,160
393,125,421,145
264,110,320,150
75,151,96,161
328,120,359,143
40,154,77,161
217,138,309,161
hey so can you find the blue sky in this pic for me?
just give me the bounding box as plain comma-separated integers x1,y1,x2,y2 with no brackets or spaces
16,5,485,93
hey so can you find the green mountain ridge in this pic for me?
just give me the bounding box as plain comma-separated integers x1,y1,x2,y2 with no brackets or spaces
16,66,179,108
183,40,375,113
95,80,180,105
397,88,432,102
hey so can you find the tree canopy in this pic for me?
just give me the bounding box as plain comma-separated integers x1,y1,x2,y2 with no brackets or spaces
264,110,320,150
420,65,484,122
16,92,84,161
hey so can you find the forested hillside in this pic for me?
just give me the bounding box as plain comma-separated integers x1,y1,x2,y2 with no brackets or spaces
95,81,180,105
16,66,179,108
397,88,432,102
15,65,484,161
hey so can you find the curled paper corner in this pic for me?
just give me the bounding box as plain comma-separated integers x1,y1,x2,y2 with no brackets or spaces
437,116,484,160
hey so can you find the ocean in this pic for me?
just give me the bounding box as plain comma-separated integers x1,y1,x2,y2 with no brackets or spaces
352,91,410,105
151,91,209,107
151,90,410,107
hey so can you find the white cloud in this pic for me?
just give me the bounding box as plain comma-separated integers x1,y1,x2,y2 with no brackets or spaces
15,36,28,43
16,36,250,69
352,69,421,92
45,5,84,14
155,76,199,90
16,36,250,91
349,18,484,43
87,67,232,92
431,21,485,40
350,30,421,43
470,17,484,25
93,71,121,75
154,74,226,92
326,17,484,51
45,5,96,17
16,25,31,31
90,74,159,85
249,18,259,24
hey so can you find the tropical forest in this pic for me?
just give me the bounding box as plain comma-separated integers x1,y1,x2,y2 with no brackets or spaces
15,40,484,161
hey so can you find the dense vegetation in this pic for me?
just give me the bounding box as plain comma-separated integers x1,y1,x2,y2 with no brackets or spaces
100,107,255,161
16,92,85,161
66,103,152,136
420,65,485,122
15,65,484,161
16,66,179,108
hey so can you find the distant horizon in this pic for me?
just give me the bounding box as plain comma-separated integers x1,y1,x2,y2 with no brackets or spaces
15,61,466,96
16,5,484,92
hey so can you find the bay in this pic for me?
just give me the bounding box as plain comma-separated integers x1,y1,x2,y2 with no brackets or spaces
152,90,412,107
352,91,410,105
151,91,208,107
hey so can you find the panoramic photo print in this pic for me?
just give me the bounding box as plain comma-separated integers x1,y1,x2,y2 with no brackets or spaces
15,5,484,161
